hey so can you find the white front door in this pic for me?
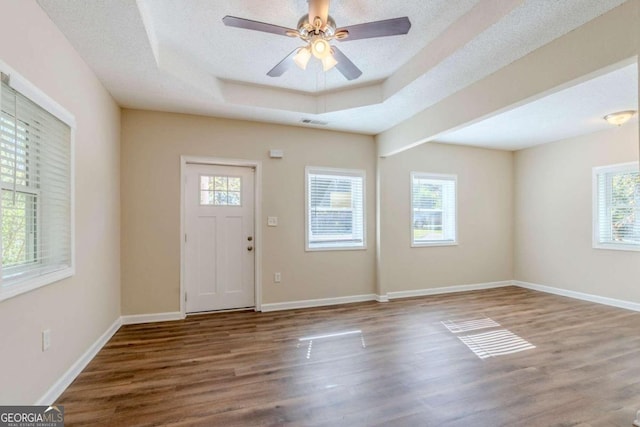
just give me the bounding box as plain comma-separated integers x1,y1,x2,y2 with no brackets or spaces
184,163,255,312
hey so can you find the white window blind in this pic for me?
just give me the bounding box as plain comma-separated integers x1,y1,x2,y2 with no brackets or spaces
1,75,72,291
306,167,365,250
411,173,457,246
593,162,640,251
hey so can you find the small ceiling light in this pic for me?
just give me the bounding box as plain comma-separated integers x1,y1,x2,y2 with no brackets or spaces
321,54,338,71
311,38,331,59
294,46,312,70
604,110,637,126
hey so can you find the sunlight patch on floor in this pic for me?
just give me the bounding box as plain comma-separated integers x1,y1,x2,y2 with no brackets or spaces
458,329,535,359
297,329,366,359
442,317,535,359
441,318,501,333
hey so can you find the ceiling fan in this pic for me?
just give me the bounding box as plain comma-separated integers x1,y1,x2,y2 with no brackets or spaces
222,0,411,81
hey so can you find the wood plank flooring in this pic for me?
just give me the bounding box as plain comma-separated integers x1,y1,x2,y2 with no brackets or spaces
56,286,640,426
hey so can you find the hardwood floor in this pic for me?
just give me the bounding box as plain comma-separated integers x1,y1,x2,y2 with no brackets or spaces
57,286,640,426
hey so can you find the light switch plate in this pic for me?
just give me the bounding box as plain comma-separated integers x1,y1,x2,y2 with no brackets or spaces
267,216,278,227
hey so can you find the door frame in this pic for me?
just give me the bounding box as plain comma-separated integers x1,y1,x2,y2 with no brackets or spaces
180,155,263,316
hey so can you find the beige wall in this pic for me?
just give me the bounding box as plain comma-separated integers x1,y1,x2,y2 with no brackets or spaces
120,109,376,314
379,142,514,294
514,123,640,302
0,1,121,404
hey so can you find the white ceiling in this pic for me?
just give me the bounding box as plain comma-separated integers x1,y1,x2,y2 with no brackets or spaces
436,63,639,150
36,0,633,148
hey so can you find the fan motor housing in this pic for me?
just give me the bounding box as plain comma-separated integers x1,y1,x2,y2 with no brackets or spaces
296,15,336,38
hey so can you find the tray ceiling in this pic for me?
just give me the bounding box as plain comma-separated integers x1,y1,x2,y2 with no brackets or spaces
37,0,630,140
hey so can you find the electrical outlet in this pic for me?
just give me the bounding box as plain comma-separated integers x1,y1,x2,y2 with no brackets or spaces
274,272,281,283
42,329,51,351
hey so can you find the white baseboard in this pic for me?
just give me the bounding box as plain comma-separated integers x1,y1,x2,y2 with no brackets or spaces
387,280,513,300
261,294,378,312
121,311,185,325
376,294,389,303
36,316,122,405
514,280,640,312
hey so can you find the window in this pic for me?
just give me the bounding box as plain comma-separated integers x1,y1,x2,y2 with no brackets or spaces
200,175,241,206
411,172,457,246
593,162,640,251
306,167,365,250
0,68,74,301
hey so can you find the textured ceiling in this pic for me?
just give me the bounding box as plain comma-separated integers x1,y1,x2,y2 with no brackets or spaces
147,0,477,92
36,0,631,145
436,63,639,150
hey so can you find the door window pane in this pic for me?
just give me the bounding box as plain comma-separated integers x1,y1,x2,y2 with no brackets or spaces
200,175,241,206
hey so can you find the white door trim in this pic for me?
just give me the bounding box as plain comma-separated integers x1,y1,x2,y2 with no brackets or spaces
180,156,263,316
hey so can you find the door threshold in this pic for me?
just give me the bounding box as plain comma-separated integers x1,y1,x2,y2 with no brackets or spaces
187,306,256,316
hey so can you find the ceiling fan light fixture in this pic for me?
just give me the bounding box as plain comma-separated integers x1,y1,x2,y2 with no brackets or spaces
604,110,637,126
294,46,312,70
223,3,411,80
311,38,331,59
322,54,338,71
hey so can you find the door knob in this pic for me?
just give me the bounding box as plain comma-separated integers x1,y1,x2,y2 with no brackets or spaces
247,246,253,251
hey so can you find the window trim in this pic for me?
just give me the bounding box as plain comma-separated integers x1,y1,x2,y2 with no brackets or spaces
0,60,76,302
592,161,640,252
410,172,458,248
305,166,366,252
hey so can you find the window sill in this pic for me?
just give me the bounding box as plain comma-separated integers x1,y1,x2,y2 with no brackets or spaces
411,241,459,248
593,243,640,252
306,245,367,252
0,267,73,302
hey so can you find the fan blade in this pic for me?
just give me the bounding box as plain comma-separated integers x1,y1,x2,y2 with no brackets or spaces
308,0,330,26
267,49,299,77
222,16,295,37
337,17,411,41
331,47,362,81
